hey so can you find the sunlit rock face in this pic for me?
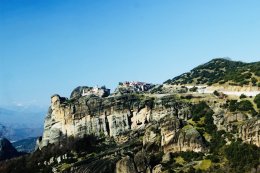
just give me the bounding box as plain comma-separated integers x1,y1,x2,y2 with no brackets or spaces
36,93,196,150
36,88,259,151
160,116,205,153
115,156,137,173
212,105,260,147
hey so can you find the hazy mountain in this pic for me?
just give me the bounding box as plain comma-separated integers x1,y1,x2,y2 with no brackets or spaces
0,105,46,128
12,137,38,153
0,106,46,141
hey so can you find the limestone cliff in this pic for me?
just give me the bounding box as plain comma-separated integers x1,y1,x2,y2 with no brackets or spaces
37,93,201,152
32,83,260,173
212,104,260,147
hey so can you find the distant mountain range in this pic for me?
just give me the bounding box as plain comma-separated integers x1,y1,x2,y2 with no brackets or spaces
0,106,46,128
12,137,38,153
0,106,46,141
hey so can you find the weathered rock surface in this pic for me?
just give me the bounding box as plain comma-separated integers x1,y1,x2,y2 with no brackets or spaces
116,156,137,173
37,94,197,151
33,84,260,173
152,164,162,173
161,117,204,153
213,105,260,147
134,151,147,172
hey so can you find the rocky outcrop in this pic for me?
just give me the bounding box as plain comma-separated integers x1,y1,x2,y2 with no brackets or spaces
237,118,260,147
37,94,195,150
161,117,204,153
152,164,162,173
134,151,147,172
0,138,20,161
115,156,137,173
143,124,160,151
212,105,260,147
35,88,259,173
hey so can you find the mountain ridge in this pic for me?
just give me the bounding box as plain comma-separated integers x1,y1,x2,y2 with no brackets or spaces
0,58,259,173
164,58,260,87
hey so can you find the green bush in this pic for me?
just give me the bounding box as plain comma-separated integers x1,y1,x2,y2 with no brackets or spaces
171,151,204,162
254,93,260,109
213,90,220,96
239,94,247,99
189,86,198,92
237,100,254,111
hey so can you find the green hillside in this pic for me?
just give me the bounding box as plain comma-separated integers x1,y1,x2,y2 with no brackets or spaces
164,58,260,86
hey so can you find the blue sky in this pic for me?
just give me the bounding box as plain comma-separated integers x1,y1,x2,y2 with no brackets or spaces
1,0,260,107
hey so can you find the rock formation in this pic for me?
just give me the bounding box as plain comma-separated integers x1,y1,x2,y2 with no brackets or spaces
1,59,260,173
0,138,20,161
37,93,199,151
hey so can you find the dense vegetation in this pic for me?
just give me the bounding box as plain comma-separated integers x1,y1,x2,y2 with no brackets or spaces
224,140,260,173
164,58,260,86
226,99,258,116
254,93,260,109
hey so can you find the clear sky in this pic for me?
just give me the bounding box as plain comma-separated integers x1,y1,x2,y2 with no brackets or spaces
1,0,260,108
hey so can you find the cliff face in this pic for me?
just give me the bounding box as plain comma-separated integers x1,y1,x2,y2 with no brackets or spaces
33,81,260,173
212,105,260,147
37,90,260,151
37,94,206,153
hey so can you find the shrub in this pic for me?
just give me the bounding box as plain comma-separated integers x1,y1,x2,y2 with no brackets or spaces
237,100,254,111
181,95,193,99
239,94,247,99
171,151,204,162
189,87,198,92
254,93,260,109
213,90,220,96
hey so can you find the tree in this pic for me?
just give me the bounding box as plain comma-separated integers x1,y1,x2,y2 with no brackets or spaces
251,77,257,86
229,100,238,112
